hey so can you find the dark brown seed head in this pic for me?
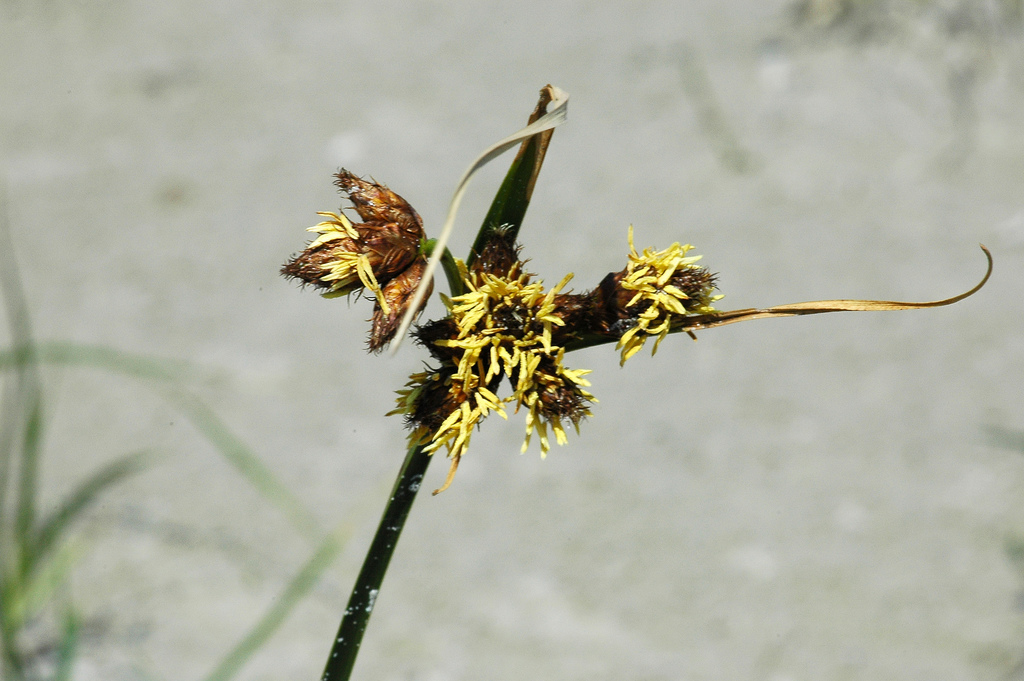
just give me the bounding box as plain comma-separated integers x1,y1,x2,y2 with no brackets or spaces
532,356,592,426
334,169,424,236
281,237,359,290
413,317,460,364
406,367,460,433
357,224,419,284
369,256,434,353
581,266,718,340
283,171,434,352
548,291,601,346
470,225,521,278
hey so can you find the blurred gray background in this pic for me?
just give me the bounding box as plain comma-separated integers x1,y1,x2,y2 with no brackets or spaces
3,0,1024,679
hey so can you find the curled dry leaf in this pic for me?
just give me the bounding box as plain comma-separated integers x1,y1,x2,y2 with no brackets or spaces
390,85,571,352
674,245,993,333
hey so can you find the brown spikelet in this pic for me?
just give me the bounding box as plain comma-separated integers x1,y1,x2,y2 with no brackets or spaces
406,368,459,433
281,239,359,290
334,169,423,235
283,170,432,350
470,225,520,278
369,257,433,352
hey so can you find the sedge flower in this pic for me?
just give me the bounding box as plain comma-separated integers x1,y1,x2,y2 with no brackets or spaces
610,226,721,364
397,233,594,494
297,86,993,681
281,170,432,351
284,103,990,500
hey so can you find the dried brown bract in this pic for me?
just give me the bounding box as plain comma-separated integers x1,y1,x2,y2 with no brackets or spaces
370,256,433,352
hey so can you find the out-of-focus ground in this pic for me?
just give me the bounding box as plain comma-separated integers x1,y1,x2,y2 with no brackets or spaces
2,1,1024,679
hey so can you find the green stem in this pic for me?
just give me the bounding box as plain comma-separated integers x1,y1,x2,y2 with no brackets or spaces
320,443,433,681
439,248,466,298
421,239,466,297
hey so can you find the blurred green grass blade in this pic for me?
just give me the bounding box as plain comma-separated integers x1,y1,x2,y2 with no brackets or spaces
0,594,27,680
0,187,43,532
165,389,321,542
0,570,25,672
30,450,152,577
0,342,321,541
0,341,190,382
14,396,44,570
2,537,78,638
203,522,351,681
1006,536,1024,573
53,608,80,681
674,42,755,174
19,540,80,631
985,425,1024,452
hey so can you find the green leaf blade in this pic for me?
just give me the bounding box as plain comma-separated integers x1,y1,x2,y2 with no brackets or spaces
29,450,153,577
467,135,540,267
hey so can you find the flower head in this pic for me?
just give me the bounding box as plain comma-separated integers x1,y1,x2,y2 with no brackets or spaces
282,170,431,350
390,226,723,492
396,238,594,494
609,226,721,365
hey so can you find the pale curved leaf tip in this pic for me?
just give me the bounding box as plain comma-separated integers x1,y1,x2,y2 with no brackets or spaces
680,244,993,332
390,86,570,354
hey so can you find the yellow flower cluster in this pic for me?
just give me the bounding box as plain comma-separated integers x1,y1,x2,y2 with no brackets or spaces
395,260,594,494
305,212,390,314
617,226,721,365
438,261,592,453
516,346,593,454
